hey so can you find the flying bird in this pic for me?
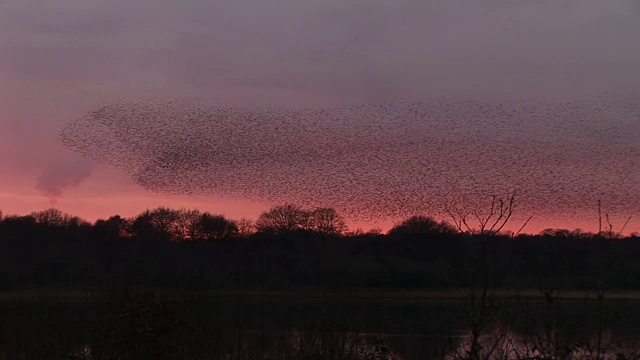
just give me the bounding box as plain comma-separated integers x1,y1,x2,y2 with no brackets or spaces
60,96,640,225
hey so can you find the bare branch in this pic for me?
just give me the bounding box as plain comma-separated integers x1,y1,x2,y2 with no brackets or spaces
598,200,603,237
445,203,465,233
489,193,515,234
473,208,485,233
606,213,614,238
460,210,474,233
485,195,497,229
514,216,533,238
493,204,514,234
619,216,632,236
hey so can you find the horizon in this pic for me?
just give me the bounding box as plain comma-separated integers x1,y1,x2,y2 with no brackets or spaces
1,195,636,236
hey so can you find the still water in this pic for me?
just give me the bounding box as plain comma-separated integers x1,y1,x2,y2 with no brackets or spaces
1,293,639,359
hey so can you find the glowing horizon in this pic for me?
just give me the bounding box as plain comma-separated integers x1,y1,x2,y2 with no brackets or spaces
0,164,636,235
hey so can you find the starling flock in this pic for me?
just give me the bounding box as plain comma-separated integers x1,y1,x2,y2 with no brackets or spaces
60,96,639,225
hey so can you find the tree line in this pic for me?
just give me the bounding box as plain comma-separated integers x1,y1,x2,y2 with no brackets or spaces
0,204,638,291
1,202,635,241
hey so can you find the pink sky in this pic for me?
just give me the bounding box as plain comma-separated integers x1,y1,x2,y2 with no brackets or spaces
1,0,638,234
0,166,621,235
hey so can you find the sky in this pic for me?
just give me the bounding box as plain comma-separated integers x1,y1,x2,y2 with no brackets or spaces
1,0,639,233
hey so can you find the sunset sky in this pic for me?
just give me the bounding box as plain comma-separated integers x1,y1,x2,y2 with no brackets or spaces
1,0,639,234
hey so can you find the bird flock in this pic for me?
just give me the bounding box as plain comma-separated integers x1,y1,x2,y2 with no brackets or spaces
60,96,640,226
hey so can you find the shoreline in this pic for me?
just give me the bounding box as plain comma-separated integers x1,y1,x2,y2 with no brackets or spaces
3,288,640,302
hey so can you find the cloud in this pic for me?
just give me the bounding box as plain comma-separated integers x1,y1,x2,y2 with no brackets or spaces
34,159,94,204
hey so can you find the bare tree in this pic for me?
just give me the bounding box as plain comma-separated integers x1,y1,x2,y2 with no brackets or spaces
444,192,531,360
131,207,181,241
31,208,88,228
256,204,306,235
94,215,131,239
303,207,347,236
176,209,203,240
173,209,238,241
444,192,530,236
197,213,238,241
236,218,255,238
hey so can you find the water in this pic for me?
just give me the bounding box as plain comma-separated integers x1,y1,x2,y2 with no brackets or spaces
1,293,640,359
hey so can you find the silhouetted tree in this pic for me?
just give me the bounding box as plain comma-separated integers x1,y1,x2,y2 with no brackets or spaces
197,213,238,240
131,207,181,241
171,209,238,241
236,218,255,238
303,207,347,236
540,228,593,239
1,214,36,227
30,208,89,228
388,215,456,236
256,204,306,235
345,227,383,237
130,211,154,239
175,209,203,240
94,215,130,239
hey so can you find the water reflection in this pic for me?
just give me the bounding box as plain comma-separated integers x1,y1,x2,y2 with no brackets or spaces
218,329,402,360
6,295,640,360
447,326,640,360
53,326,640,360
216,327,640,360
